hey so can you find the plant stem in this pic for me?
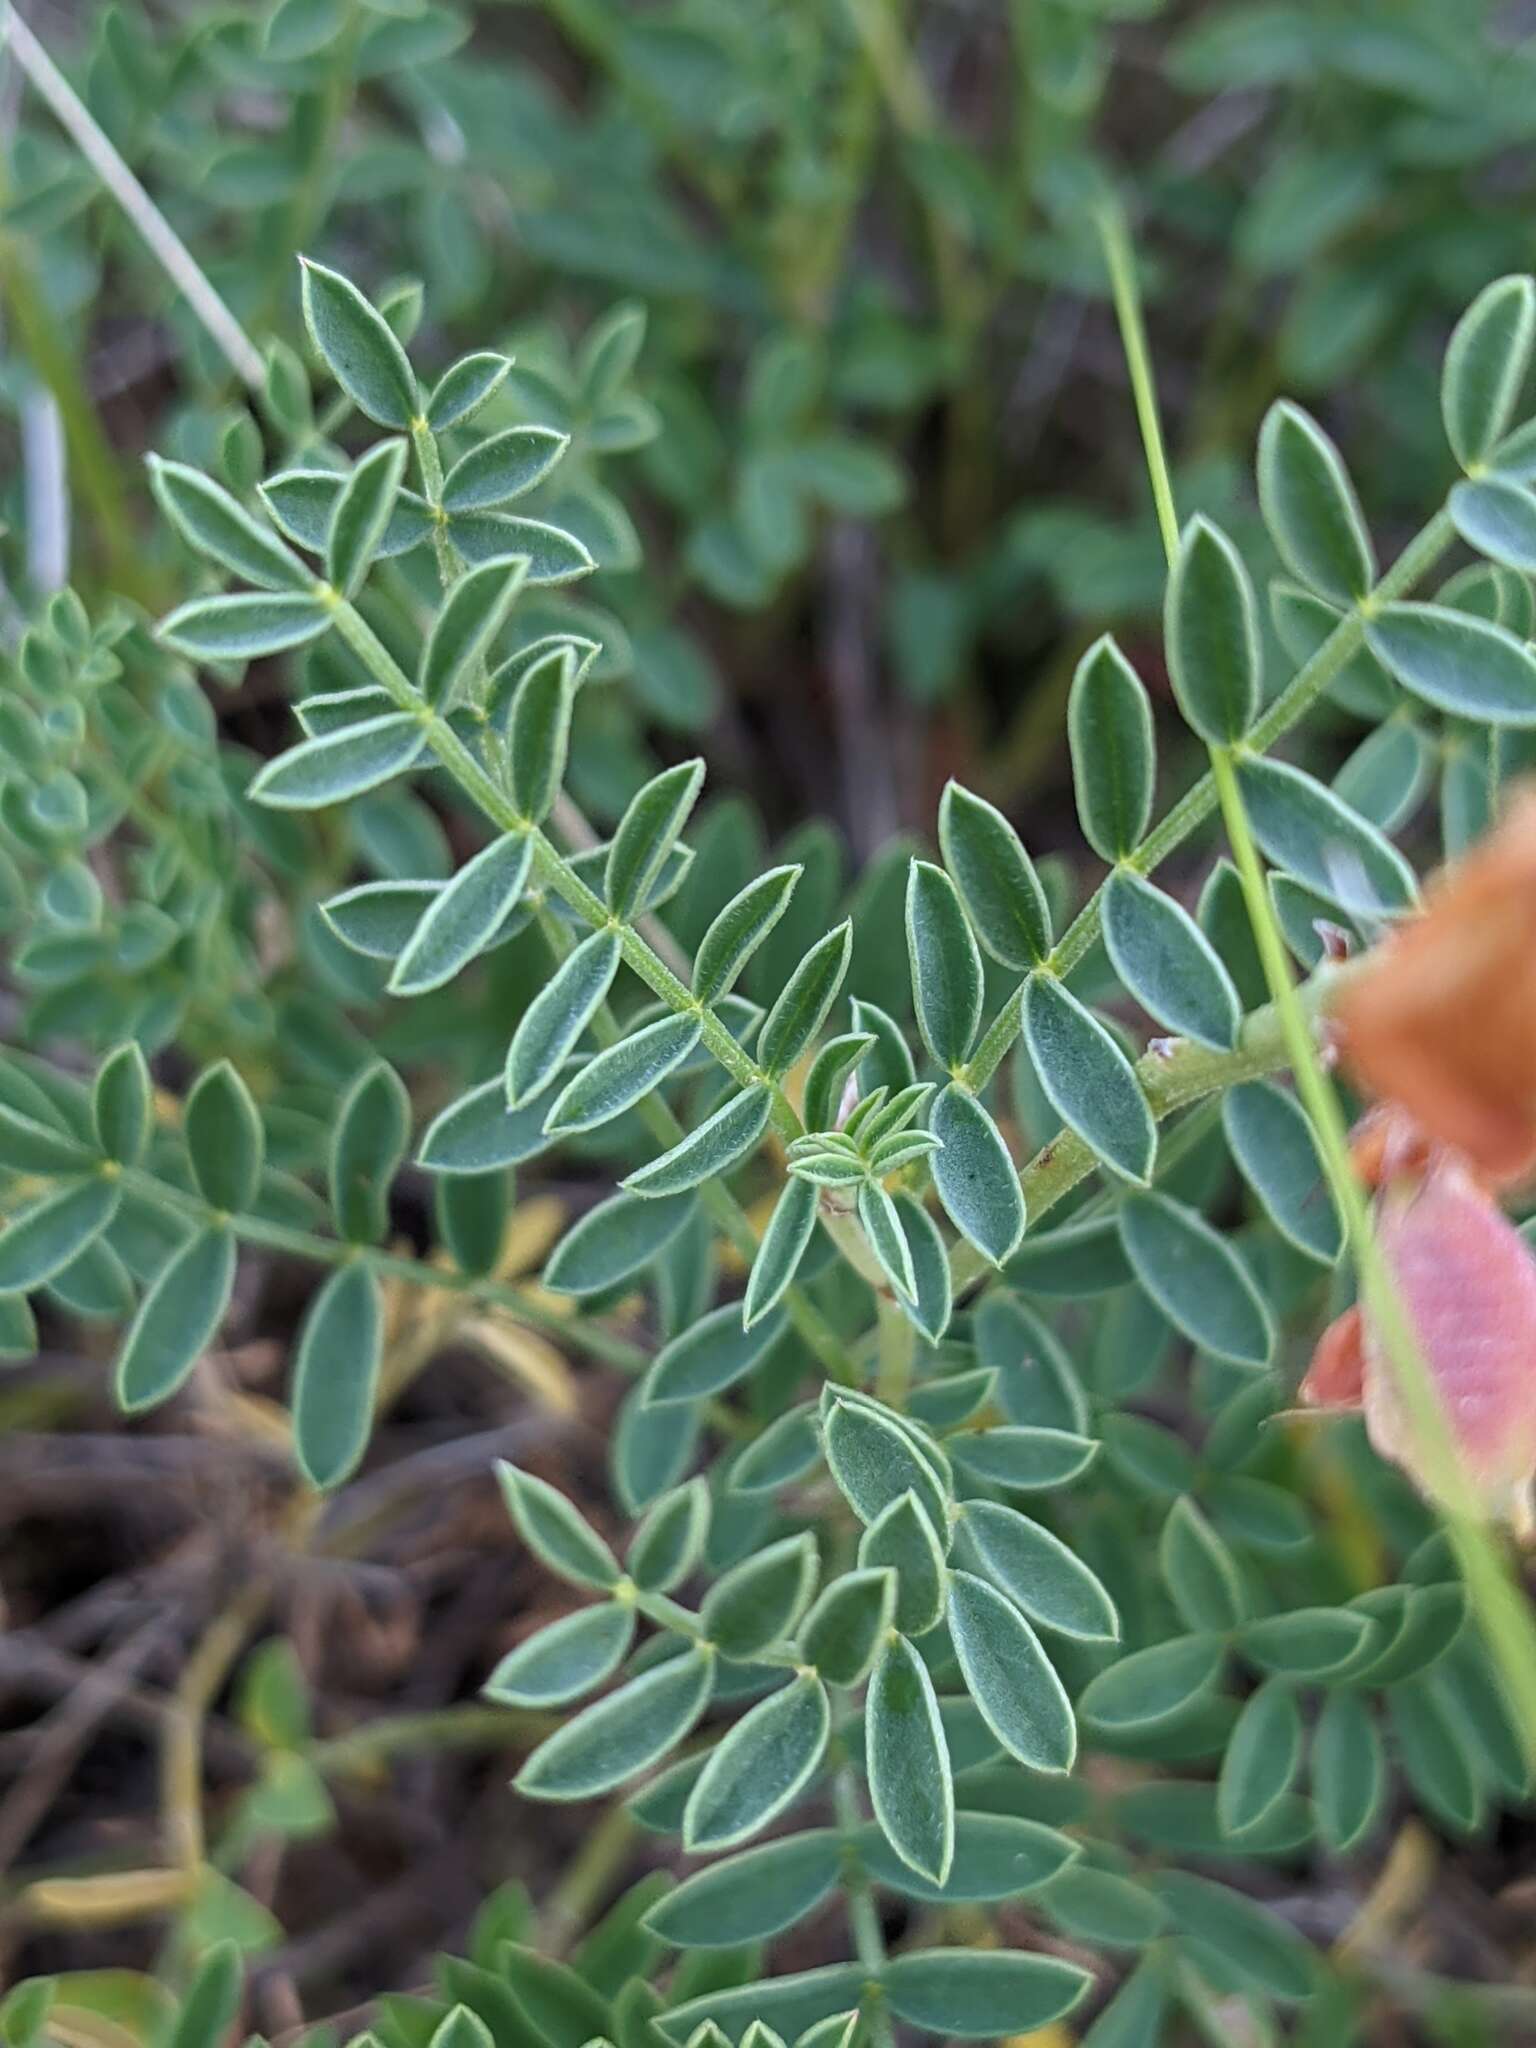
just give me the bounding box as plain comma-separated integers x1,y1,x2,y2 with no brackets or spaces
832,1756,895,2048
874,1295,915,1410
1100,194,1536,1762
2,3,264,390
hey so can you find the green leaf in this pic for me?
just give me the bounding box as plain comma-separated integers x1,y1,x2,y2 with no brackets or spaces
856,1811,1078,1906
1161,1496,1247,1632
1165,516,1261,744
327,437,409,596
757,924,852,1081
1150,1872,1315,2003
694,867,801,1008
1239,1606,1373,1679
1102,869,1240,1051
647,1301,783,1405
658,1966,866,2046
1075,1959,1169,2047
436,1170,509,1279
1255,400,1375,603
167,1943,242,2048
0,1179,120,1286
606,761,705,921
321,880,439,958
684,1673,830,1851
517,1646,713,1800
417,1074,562,1174
1449,473,1536,583
291,1262,382,1488
857,1180,915,1302
859,1491,945,1636
545,1189,695,1295
158,590,330,660
947,1569,1075,1774
1023,976,1155,1184
938,781,1051,969
499,1945,611,2048
1118,1191,1273,1366
928,1084,1024,1266
1441,273,1536,470
1235,754,1417,912
623,1086,773,1197
823,1394,950,1534
882,1951,1089,2039
643,1831,841,1949
1391,1686,1482,1833
419,555,528,710
702,1534,819,1660
1077,1635,1226,1733
390,832,533,996
1222,1080,1341,1263
545,1014,701,1136
92,1043,150,1166
449,512,595,584
628,1477,710,1593
427,351,513,430
0,1294,36,1358
505,930,621,1108
186,1061,264,1212
148,458,312,592
1067,636,1155,861
497,1461,621,1589
429,2008,493,2048
300,257,419,428
263,468,433,559
958,1499,1118,1642
114,1225,236,1411
949,1426,1098,1491
797,1566,894,1686
867,1633,954,1885
0,1978,57,2048
509,647,575,825
743,1177,820,1329
484,1602,635,1708
906,860,982,1069
443,426,569,512
852,997,917,1096
1218,1679,1302,1836
733,1403,821,1496
248,713,427,810
329,1061,410,1243
892,1193,951,1344
0,1101,94,1175
1364,601,1536,726
1312,1688,1384,1853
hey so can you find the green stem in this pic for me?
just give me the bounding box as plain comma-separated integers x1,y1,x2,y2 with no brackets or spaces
874,1295,914,1410
1101,196,1536,1762
832,1756,895,2048
527,905,857,1385
327,597,809,1143
950,983,1302,1293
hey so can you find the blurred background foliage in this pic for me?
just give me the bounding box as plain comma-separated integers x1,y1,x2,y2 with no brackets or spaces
7,0,1536,863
